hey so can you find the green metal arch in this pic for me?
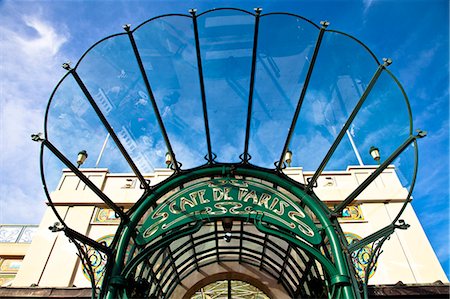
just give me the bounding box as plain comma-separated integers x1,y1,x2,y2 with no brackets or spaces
105,165,357,299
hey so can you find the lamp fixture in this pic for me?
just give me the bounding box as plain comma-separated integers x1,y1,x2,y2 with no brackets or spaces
224,232,232,242
77,150,88,168
284,150,293,167
165,152,172,168
222,218,233,243
369,146,380,164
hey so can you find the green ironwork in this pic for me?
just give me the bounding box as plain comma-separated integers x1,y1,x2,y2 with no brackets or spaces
305,59,390,191
276,19,329,171
137,178,321,245
334,130,426,213
105,165,357,299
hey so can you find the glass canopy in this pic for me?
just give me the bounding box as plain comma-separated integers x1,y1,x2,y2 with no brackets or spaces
42,8,418,195
36,7,424,299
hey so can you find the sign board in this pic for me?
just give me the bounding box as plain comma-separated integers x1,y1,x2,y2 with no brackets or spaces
137,178,322,245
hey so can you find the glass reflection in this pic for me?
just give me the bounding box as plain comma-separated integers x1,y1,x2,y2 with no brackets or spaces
289,31,379,171
198,10,255,162
326,70,412,171
46,75,133,174
76,34,167,173
134,16,207,168
250,14,319,167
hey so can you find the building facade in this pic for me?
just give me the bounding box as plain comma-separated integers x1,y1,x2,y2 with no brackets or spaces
1,166,447,297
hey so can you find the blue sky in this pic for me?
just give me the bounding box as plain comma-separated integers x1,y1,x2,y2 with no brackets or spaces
0,0,448,279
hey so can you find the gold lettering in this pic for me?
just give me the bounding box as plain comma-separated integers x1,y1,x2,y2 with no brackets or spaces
238,188,249,200
269,197,279,210
189,189,210,205
258,193,271,209
197,189,210,204
213,203,227,215
243,190,258,204
223,187,233,200
169,201,180,214
143,211,168,238
288,211,314,237
213,188,224,201
273,200,288,216
229,203,243,214
180,196,197,211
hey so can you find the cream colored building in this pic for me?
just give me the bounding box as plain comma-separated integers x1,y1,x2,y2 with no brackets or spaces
1,165,447,296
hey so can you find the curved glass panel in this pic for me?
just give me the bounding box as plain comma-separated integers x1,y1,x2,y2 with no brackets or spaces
42,145,67,193
249,14,319,167
394,141,416,192
351,71,412,164
197,10,255,162
311,143,416,211
288,31,380,170
133,16,207,169
45,76,131,173
326,70,412,171
42,146,140,223
76,34,167,173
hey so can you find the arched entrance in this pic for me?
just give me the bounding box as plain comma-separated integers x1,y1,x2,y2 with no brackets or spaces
104,166,355,298
184,272,274,298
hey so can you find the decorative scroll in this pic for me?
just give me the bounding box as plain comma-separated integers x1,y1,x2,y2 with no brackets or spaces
339,206,364,221
0,258,22,286
0,225,38,243
0,274,16,286
82,235,114,284
345,232,377,280
92,208,121,224
0,226,22,243
138,178,322,246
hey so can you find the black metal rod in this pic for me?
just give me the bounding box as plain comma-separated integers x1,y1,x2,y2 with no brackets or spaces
149,263,164,296
141,260,163,297
151,271,164,297
42,138,127,220
295,257,315,297
65,227,111,254
189,234,200,270
243,8,262,163
167,246,181,284
69,69,150,190
215,221,220,262
334,131,425,213
259,233,268,269
238,221,244,263
190,9,213,163
72,240,98,298
348,224,395,252
277,22,329,171
306,61,388,191
39,142,67,226
278,243,291,282
124,25,180,172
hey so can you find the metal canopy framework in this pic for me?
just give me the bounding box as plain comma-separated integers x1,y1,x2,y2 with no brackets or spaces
34,7,425,299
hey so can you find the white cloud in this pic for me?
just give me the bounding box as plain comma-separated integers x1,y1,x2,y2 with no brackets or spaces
0,10,69,224
363,0,375,9
397,46,439,88
363,0,376,15
16,16,67,57
0,184,45,224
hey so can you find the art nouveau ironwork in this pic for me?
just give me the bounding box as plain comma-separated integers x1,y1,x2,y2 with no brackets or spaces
34,7,424,299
